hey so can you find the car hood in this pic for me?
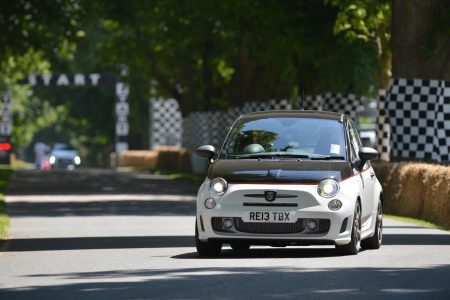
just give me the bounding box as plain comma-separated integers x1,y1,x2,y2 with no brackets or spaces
208,160,352,183
51,150,79,159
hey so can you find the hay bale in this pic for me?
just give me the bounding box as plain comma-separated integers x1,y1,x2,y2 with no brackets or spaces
117,147,193,172
155,147,192,172
118,150,158,168
176,148,193,173
421,164,450,228
373,162,450,229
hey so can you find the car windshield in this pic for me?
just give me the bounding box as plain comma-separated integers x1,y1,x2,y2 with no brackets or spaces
53,143,75,151
220,117,346,160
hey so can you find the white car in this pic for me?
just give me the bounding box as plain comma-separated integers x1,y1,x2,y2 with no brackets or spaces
49,143,81,170
195,111,382,256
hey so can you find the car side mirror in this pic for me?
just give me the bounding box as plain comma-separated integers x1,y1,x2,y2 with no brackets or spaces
196,145,216,161
357,147,378,169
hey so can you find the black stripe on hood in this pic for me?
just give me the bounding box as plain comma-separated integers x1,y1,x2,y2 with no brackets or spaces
208,160,352,183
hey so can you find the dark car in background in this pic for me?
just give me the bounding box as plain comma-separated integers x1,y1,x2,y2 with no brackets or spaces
0,136,11,165
49,143,81,170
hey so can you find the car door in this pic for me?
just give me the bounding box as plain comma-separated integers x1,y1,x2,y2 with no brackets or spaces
347,120,375,225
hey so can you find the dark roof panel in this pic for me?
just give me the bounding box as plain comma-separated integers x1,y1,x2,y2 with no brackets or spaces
240,110,348,121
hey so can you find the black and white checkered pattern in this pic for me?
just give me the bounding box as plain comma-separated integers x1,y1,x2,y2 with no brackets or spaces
435,80,450,162
0,91,12,136
376,91,390,161
150,98,183,148
322,93,362,121
302,95,323,110
181,94,367,149
387,78,450,162
182,100,294,149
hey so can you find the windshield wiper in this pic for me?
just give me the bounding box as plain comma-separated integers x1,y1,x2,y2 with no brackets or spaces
310,155,346,160
231,153,310,159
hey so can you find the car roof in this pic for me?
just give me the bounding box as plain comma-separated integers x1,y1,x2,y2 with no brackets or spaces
239,110,349,122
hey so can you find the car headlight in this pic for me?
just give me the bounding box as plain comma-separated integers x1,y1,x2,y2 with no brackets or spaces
317,178,340,198
49,156,56,165
74,156,81,165
209,178,228,196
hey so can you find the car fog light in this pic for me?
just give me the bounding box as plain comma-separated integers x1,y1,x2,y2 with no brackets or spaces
204,198,216,209
307,220,318,231
223,218,233,229
328,199,342,211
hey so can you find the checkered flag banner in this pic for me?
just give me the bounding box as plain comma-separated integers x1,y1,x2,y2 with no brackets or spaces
303,95,323,110
322,93,362,121
376,90,390,161
150,98,183,148
387,78,450,162
0,91,13,136
182,100,291,149
182,94,367,149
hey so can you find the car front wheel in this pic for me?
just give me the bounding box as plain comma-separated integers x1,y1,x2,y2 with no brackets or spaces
336,200,361,255
361,200,383,249
195,219,222,257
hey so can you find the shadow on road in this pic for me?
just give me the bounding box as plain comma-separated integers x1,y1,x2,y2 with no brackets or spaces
7,169,199,196
4,233,450,252
4,236,195,252
1,265,449,299
6,200,196,217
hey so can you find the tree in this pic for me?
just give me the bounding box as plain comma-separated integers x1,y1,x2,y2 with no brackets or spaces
391,0,450,80
84,0,382,114
2,0,389,164
327,0,391,87
0,0,84,150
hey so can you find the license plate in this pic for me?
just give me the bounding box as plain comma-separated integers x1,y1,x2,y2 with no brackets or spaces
243,211,296,223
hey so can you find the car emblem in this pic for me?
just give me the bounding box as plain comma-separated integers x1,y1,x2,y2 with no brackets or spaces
264,191,277,202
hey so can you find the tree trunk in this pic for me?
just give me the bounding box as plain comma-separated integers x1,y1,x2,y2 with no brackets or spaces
392,0,450,80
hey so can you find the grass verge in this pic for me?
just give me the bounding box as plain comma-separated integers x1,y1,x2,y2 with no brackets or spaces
0,167,13,241
117,167,205,185
167,172,205,185
11,159,29,170
385,214,448,231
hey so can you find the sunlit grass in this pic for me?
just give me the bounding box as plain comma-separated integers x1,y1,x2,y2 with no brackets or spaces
0,168,13,240
117,167,205,185
11,159,29,170
385,214,448,231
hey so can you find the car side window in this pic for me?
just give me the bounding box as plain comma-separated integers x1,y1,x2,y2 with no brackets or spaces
347,121,361,162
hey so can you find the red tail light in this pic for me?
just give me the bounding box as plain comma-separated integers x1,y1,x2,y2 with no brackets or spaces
0,143,11,151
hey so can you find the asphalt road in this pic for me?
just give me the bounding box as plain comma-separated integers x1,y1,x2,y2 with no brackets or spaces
1,169,449,299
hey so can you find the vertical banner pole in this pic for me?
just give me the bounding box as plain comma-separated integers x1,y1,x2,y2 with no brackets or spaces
0,89,12,164
115,66,130,160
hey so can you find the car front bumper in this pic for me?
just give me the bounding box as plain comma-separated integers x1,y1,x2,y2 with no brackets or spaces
196,182,356,246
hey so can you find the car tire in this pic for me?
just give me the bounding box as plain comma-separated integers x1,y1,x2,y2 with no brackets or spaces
336,200,361,255
230,242,251,251
195,219,222,257
361,200,383,250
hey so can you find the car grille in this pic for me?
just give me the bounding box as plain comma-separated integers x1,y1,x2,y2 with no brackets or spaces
56,159,74,165
234,218,305,234
211,217,330,234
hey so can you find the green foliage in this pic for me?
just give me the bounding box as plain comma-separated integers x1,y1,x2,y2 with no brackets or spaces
0,0,83,84
1,0,391,165
328,0,390,43
327,0,391,86
0,0,86,160
84,0,383,113
0,168,13,240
